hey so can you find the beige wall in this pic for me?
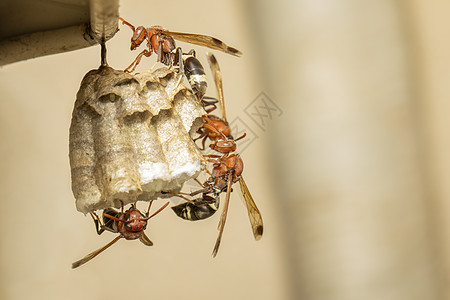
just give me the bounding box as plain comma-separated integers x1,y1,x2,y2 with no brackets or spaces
0,1,449,299
407,0,450,298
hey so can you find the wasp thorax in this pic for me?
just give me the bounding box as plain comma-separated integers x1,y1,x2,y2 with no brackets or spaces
69,66,206,213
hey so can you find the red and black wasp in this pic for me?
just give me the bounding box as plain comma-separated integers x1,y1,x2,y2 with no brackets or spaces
72,200,169,268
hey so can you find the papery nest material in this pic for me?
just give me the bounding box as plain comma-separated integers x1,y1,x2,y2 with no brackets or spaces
69,66,205,214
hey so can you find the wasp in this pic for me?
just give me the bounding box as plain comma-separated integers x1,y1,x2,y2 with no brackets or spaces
173,53,263,257
118,17,242,73
192,149,262,257
72,200,169,269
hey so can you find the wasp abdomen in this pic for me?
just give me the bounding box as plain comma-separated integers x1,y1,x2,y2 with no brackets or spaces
184,56,207,101
171,194,219,221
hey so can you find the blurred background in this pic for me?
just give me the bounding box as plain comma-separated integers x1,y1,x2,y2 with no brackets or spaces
0,0,449,299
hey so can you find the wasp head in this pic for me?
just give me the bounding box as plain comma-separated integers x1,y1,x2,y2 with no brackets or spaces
130,26,147,50
124,208,148,232
210,139,236,153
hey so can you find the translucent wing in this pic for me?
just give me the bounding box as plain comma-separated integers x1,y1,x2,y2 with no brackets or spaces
72,235,122,269
139,232,154,246
212,175,233,257
239,177,263,240
206,53,226,121
162,30,242,57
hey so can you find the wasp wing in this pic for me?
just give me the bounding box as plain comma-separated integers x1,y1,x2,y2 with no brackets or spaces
212,175,233,257
162,30,242,57
72,235,122,269
206,53,227,121
239,177,263,240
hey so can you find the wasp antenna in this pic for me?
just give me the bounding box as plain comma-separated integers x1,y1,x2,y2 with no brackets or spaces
118,17,135,31
234,133,246,142
144,201,170,220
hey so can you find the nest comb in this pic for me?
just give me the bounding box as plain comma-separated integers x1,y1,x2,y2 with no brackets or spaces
69,66,205,214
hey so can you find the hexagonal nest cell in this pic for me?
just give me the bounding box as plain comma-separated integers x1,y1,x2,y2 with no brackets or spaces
69,66,205,214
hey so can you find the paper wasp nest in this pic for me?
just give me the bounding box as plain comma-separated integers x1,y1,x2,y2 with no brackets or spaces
69,66,205,214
